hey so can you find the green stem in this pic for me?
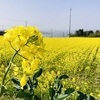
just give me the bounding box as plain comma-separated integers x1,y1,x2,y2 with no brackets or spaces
0,49,20,96
10,42,28,60
4,78,12,86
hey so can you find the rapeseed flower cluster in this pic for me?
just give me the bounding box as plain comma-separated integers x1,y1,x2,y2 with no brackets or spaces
4,26,45,89
38,70,59,92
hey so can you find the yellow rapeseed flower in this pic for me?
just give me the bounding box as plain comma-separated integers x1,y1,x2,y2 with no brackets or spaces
85,66,90,70
26,67,34,75
20,51,32,59
15,36,27,49
72,78,76,83
22,59,28,70
30,44,37,53
4,26,44,50
3,31,16,42
57,71,61,76
97,94,100,98
20,74,27,89
13,67,19,76
1,64,4,69
31,58,40,71
15,26,25,35
3,25,45,90
48,74,52,81
90,92,94,97
76,86,80,90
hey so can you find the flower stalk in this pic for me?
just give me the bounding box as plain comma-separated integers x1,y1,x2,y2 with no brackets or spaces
0,49,20,96
0,26,45,98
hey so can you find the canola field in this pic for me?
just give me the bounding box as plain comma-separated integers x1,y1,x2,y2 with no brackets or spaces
0,36,100,98
41,37,100,97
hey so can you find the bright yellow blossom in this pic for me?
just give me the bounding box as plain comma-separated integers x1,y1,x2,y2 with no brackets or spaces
3,27,18,42
76,86,80,90
31,58,40,70
1,64,5,69
20,74,27,89
57,71,60,76
22,60,29,73
4,26,44,49
72,78,76,83
20,51,32,59
97,94,100,98
15,36,27,49
13,67,19,76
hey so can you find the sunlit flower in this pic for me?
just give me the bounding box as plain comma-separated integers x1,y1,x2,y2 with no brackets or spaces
57,71,60,76
76,86,80,90
85,66,90,70
97,94,100,98
20,74,27,89
15,36,27,49
31,58,40,71
13,66,19,76
72,78,76,83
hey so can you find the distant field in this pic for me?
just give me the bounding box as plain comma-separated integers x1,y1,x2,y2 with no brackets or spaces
0,36,100,98
43,37,100,97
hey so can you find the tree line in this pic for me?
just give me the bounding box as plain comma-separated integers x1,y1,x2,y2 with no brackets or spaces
70,29,100,37
0,30,5,35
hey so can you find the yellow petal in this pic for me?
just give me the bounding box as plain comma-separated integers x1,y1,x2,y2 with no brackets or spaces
20,74,27,89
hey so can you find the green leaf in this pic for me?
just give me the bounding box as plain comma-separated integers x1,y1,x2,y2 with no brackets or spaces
22,85,28,90
49,87,55,100
16,90,31,99
27,81,31,91
87,94,95,100
76,91,87,100
59,75,69,80
32,35,38,41
53,76,63,94
11,78,20,89
0,85,7,96
34,95,41,100
57,94,68,100
77,91,96,100
57,82,63,94
56,88,75,100
27,77,33,91
11,78,20,85
33,68,42,80
33,79,38,88
28,35,38,44
64,88,75,95
27,78,38,91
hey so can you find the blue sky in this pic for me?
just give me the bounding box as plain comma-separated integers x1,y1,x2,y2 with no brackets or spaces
0,0,100,33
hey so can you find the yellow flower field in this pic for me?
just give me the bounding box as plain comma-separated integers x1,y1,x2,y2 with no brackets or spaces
42,37,100,98
0,36,100,98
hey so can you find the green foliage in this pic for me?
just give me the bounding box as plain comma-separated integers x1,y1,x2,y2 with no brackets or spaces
77,91,95,100
11,78,20,89
11,68,42,100
59,75,69,80
49,75,75,100
0,30,5,35
48,74,97,100
33,68,42,80
0,85,7,96
69,29,99,37
1,68,99,100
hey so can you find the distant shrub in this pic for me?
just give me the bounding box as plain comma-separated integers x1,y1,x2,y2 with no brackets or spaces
0,30,5,35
